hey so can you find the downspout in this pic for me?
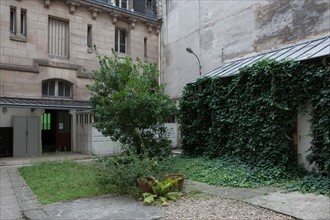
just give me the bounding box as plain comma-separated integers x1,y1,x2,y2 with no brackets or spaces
158,27,161,85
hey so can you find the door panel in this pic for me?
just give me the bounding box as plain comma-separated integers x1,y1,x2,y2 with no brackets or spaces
27,117,40,155
13,116,27,157
56,111,71,151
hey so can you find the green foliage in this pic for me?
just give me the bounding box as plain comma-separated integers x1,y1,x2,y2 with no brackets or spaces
87,48,176,157
284,173,330,196
18,161,110,205
160,156,298,188
96,151,163,195
159,156,329,196
179,59,330,173
142,177,183,206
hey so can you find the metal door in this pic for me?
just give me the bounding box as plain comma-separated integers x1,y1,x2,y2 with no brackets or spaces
13,116,27,157
27,117,40,155
13,116,40,156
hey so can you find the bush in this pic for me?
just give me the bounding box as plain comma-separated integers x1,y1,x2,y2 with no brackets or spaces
96,151,163,195
87,48,176,158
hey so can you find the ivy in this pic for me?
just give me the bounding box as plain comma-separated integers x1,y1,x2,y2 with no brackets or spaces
179,59,330,174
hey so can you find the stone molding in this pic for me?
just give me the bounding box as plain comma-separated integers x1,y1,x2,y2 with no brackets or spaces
0,59,92,78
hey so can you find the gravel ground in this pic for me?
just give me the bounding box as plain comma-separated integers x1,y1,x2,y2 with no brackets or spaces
162,196,294,220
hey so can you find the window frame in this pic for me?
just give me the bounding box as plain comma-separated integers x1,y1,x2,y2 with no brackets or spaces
146,0,153,10
20,9,27,36
48,17,70,59
144,37,148,58
116,0,128,9
87,24,92,49
115,28,127,54
42,79,72,98
10,7,16,34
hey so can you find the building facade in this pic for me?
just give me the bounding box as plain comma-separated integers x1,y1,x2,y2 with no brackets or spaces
160,0,330,169
0,0,161,157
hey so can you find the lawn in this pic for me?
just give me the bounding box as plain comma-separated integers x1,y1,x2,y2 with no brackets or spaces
18,161,112,205
19,156,329,205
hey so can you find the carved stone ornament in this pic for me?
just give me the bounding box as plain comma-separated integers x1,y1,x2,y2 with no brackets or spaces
146,23,153,33
129,18,136,29
44,0,51,8
66,1,80,15
156,27,160,35
89,7,102,20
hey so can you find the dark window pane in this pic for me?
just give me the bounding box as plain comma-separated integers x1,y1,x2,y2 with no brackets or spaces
115,29,118,52
58,81,64,96
116,0,119,7
120,44,125,53
120,31,125,44
20,11,26,35
122,0,127,9
10,9,16,33
87,25,92,48
42,82,48,96
49,81,55,96
64,83,70,97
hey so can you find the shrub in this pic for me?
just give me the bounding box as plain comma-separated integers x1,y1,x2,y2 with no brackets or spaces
87,48,176,158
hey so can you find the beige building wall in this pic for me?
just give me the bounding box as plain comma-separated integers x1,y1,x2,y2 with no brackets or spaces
160,0,330,100
0,0,161,100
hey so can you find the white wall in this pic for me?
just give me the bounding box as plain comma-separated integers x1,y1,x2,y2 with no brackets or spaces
297,105,315,171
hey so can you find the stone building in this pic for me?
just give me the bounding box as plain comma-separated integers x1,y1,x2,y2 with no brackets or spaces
160,0,330,169
0,0,161,157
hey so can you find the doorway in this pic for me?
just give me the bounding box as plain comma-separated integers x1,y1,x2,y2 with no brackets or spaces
42,110,71,153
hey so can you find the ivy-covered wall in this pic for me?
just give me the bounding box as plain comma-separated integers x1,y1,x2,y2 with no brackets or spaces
179,60,329,173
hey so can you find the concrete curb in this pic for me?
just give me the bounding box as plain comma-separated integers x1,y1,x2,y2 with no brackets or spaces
7,167,48,219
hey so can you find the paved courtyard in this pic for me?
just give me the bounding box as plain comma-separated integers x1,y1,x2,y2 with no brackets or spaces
0,156,329,220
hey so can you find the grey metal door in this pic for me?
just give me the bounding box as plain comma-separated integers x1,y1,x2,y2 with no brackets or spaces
27,117,40,155
13,116,40,156
13,116,27,157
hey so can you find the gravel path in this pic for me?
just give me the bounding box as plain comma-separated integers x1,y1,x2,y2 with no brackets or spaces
162,196,294,220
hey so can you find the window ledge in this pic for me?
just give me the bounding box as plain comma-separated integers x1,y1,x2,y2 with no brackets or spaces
10,33,26,42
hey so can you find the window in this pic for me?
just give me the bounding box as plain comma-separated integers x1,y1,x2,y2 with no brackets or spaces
10,7,16,33
42,80,72,98
115,28,126,54
20,9,26,36
42,80,55,96
116,0,127,9
144,37,147,58
48,18,69,58
87,25,92,48
146,0,152,10
41,113,51,130
58,81,71,97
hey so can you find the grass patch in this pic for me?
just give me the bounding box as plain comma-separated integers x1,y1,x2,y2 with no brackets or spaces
18,161,113,205
159,156,330,196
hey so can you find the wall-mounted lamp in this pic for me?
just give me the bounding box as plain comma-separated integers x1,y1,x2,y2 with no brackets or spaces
186,47,202,76
2,107,7,113
31,108,36,112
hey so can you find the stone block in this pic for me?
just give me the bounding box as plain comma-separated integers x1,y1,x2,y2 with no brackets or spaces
0,69,15,83
9,57,33,66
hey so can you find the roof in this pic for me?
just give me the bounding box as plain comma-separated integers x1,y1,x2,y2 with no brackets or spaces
83,0,159,22
0,97,91,110
202,35,330,79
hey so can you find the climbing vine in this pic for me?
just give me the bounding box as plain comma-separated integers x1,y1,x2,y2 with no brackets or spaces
179,59,329,173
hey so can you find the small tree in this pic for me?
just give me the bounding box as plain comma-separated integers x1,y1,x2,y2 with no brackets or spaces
87,49,175,157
